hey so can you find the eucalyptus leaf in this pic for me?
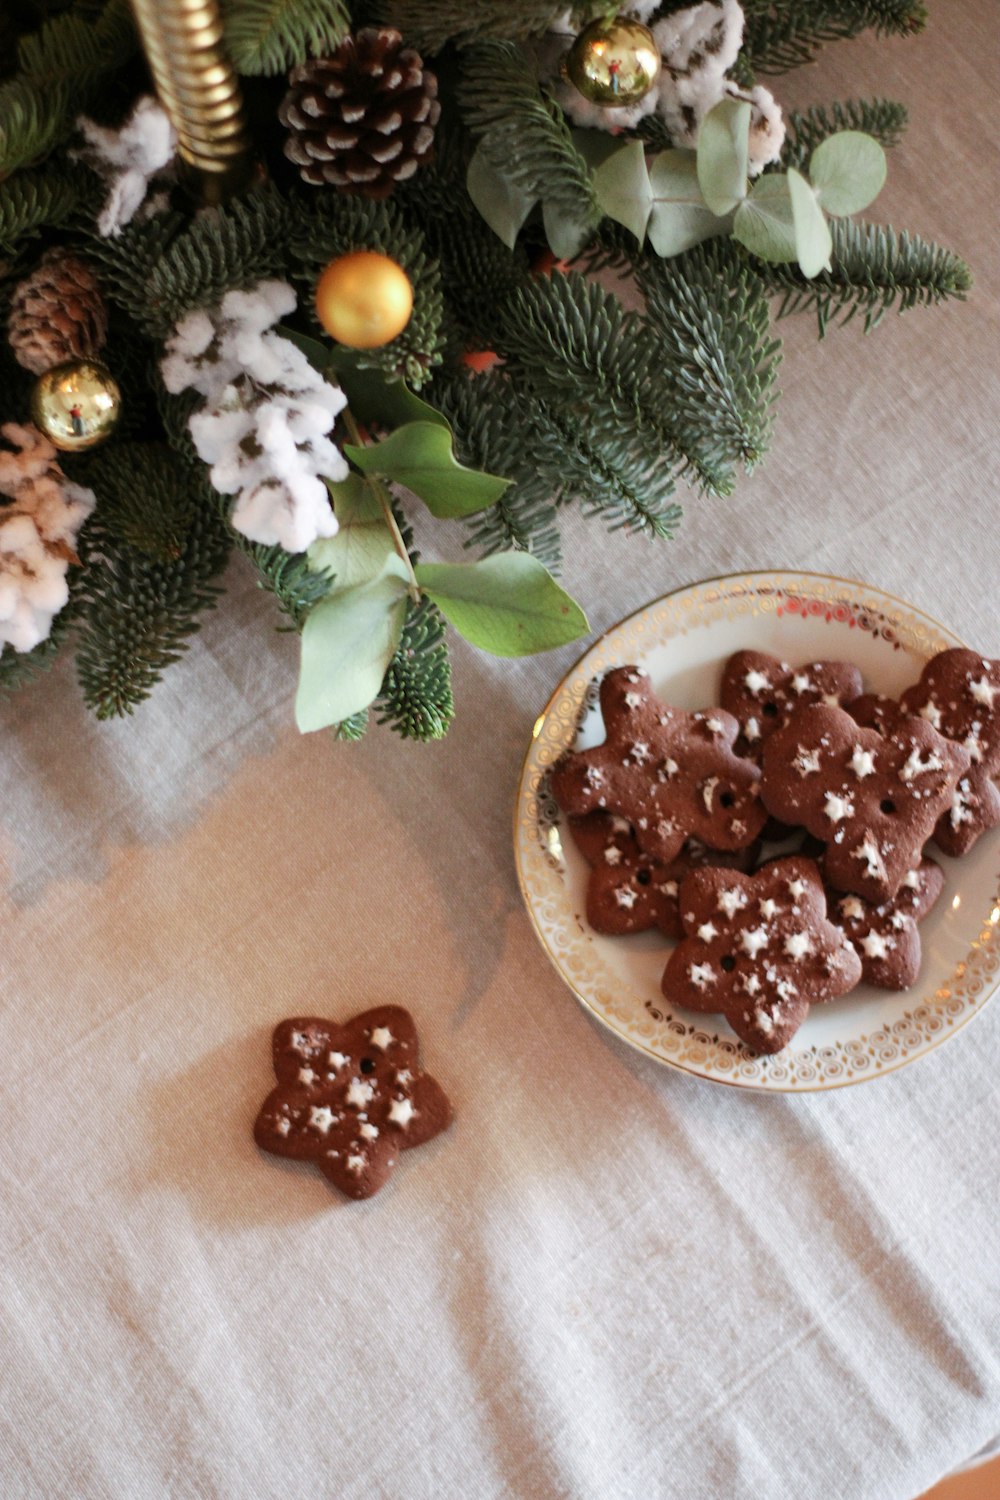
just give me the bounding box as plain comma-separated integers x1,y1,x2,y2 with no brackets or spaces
788,166,833,278
542,198,597,261
647,149,731,257
571,128,622,171
592,139,653,244
413,554,588,657
732,172,798,263
467,144,537,250
295,556,409,732
809,130,887,217
345,421,510,519
307,474,396,590
696,97,751,217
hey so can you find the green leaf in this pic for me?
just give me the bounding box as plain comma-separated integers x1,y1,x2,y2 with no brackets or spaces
542,199,595,261
809,131,887,217
697,97,751,217
413,554,588,657
592,139,653,244
732,172,798,263
788,167,833,278
295,557,409,732
307,475,397,590
647,150,732,257
345,422,511,519
466,144,538,250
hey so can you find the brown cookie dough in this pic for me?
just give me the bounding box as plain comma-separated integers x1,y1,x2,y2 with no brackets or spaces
550,666,766,863
254,1007,452,1199
760,704,968,902
829,857,944,989
661,855,862,1053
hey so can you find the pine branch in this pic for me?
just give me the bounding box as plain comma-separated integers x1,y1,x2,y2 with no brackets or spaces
635,238,781,477
742,0,926,74
375,596,454,740
88,188,293,338
74,440,201,563
755,219,972,335
432,371,562,569
288,193,445,386
333,709,369,741
0,616,70,696
383,2,598,51
241,541,334,628
74,446,230,718
780,98,908,170
0,164,93,251
457,42,600,228
222,0,350,76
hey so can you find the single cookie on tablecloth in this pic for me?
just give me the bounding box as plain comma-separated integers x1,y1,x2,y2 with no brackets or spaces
661,855,862,1054
550,666,766,864
720,649,864,758
567,812,760,937
829,857,945,989
850,687,1000,858
254,1006,452,1199
760,703,969,902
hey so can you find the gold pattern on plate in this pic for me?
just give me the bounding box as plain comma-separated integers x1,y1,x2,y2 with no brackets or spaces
513,571,1000,1092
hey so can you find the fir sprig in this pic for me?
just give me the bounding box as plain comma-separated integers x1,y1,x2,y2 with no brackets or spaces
221,0,350,76
781,98,909,170
755,219,972,334
742,0,926,74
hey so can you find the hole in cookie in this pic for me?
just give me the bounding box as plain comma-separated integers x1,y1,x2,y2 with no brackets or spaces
720,791,735,808
763,701,779,718
359,1057,376,1075
880,798,897,815
636,867,652,886
721,955,736,972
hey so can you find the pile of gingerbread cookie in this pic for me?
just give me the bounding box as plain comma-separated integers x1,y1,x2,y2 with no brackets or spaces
550,647,1000,1055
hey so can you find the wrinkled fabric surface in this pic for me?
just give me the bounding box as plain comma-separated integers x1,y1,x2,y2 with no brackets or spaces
2,6,999,1498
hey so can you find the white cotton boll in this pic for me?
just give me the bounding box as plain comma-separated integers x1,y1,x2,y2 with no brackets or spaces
654,1,744,76
173,309,217,361
76,96,177,237
27,566,69,613
727,82,787,171
221,281,295,337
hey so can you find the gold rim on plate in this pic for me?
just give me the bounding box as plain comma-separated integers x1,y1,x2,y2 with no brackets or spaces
513,570,1000,1092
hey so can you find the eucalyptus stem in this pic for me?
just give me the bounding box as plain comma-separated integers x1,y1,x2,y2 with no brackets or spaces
341,409,422,604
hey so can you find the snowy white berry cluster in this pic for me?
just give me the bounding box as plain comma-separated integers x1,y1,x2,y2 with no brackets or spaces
0,423,96,652
547,0,785,172
160,280,349,554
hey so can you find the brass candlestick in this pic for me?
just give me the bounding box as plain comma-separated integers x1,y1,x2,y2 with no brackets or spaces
129,0,251,202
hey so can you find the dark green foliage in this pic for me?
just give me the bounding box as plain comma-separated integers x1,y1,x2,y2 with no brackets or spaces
457,42,599,228
222,0,351,76
333,709,370,741
781,98,908,169
88,189,293,338
76,441,202,562
376,596,454,740
288,193,445,386
242,541,335,628
0,1,136,175
0,166,97,252
74,446,231,717
0,621,70,696
742,1,926,74
384,1,598,52
755,218,972,334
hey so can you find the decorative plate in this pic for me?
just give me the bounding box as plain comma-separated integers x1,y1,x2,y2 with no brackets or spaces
514,572,1000,1092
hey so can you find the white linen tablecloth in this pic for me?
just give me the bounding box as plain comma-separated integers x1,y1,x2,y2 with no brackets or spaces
2,6,999,1498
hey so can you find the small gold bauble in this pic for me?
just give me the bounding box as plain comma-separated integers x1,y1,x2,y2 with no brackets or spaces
315,251,414,350
564,16,661,107
31,358,122,452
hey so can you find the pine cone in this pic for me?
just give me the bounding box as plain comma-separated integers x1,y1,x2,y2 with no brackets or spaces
279,28,440,198
8,249,108,376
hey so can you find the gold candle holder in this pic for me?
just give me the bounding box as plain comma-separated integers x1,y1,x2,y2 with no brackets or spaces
129,0,251,203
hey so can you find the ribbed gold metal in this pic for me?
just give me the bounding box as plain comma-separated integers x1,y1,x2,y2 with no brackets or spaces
129,0,251,202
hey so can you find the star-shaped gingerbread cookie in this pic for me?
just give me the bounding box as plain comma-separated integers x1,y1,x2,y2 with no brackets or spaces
661,856,862,1054
254,1007,452,1199
550,666,765,863
760,704,969,901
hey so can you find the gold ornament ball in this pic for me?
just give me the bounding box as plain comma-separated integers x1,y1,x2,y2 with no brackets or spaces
564,16,661,107
315,252,414,350
31,358,122,452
